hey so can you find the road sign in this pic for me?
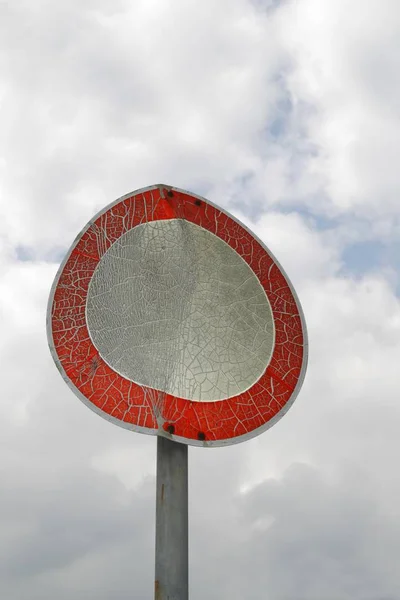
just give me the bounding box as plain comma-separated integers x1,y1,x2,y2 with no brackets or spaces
48,184,308,599
47,184,308,447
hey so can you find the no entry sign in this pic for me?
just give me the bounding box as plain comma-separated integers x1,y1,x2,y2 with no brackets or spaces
47,185,308,447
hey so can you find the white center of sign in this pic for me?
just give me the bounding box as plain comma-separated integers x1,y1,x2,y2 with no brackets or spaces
86,219,275,401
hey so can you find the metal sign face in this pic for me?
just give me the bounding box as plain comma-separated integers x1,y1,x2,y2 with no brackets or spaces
47,185,308,447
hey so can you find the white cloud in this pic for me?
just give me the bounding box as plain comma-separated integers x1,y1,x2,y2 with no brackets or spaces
0,0,287,253
275,0,400,221
1,0,400,598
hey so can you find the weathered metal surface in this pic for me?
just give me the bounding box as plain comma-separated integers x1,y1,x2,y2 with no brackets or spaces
155,436,188,600
86,219,274,402
47,184,308,446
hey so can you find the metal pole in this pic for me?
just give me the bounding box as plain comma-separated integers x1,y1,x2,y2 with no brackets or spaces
155,435,188,600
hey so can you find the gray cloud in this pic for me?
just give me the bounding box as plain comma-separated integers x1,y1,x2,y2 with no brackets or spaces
1,0,400,598
233,463,400,600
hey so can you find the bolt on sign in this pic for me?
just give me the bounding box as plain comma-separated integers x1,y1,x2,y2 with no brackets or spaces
48,185,307,445
47,184,308,598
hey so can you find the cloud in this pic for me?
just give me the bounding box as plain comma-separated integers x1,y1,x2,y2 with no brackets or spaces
234,462,400,600
0,0,288,254
1,0,400,598
275,0,400,221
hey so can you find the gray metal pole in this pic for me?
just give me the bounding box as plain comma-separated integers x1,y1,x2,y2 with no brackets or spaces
155,435,188,600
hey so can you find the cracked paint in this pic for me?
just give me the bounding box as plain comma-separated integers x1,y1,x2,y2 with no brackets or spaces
86,219,275,402
47,185,308,447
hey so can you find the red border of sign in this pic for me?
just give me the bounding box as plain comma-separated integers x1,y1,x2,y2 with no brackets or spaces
47,185,308,447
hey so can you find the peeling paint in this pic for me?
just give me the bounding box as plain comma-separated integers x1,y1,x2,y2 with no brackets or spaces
47,184,308,447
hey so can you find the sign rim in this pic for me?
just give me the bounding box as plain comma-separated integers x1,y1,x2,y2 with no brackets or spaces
47,184,308,447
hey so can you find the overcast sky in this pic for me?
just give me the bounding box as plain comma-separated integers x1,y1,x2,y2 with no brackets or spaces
1,0,400,598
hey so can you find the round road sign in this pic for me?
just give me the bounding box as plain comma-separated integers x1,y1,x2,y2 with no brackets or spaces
47,185,308,447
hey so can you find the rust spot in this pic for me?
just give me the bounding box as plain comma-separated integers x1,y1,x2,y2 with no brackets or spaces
198,431,206,441
167,190,174,197
155,580,160,600
194,199,202,206
161,484,164,503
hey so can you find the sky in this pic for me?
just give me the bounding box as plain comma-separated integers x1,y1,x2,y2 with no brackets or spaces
1,0,400,598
